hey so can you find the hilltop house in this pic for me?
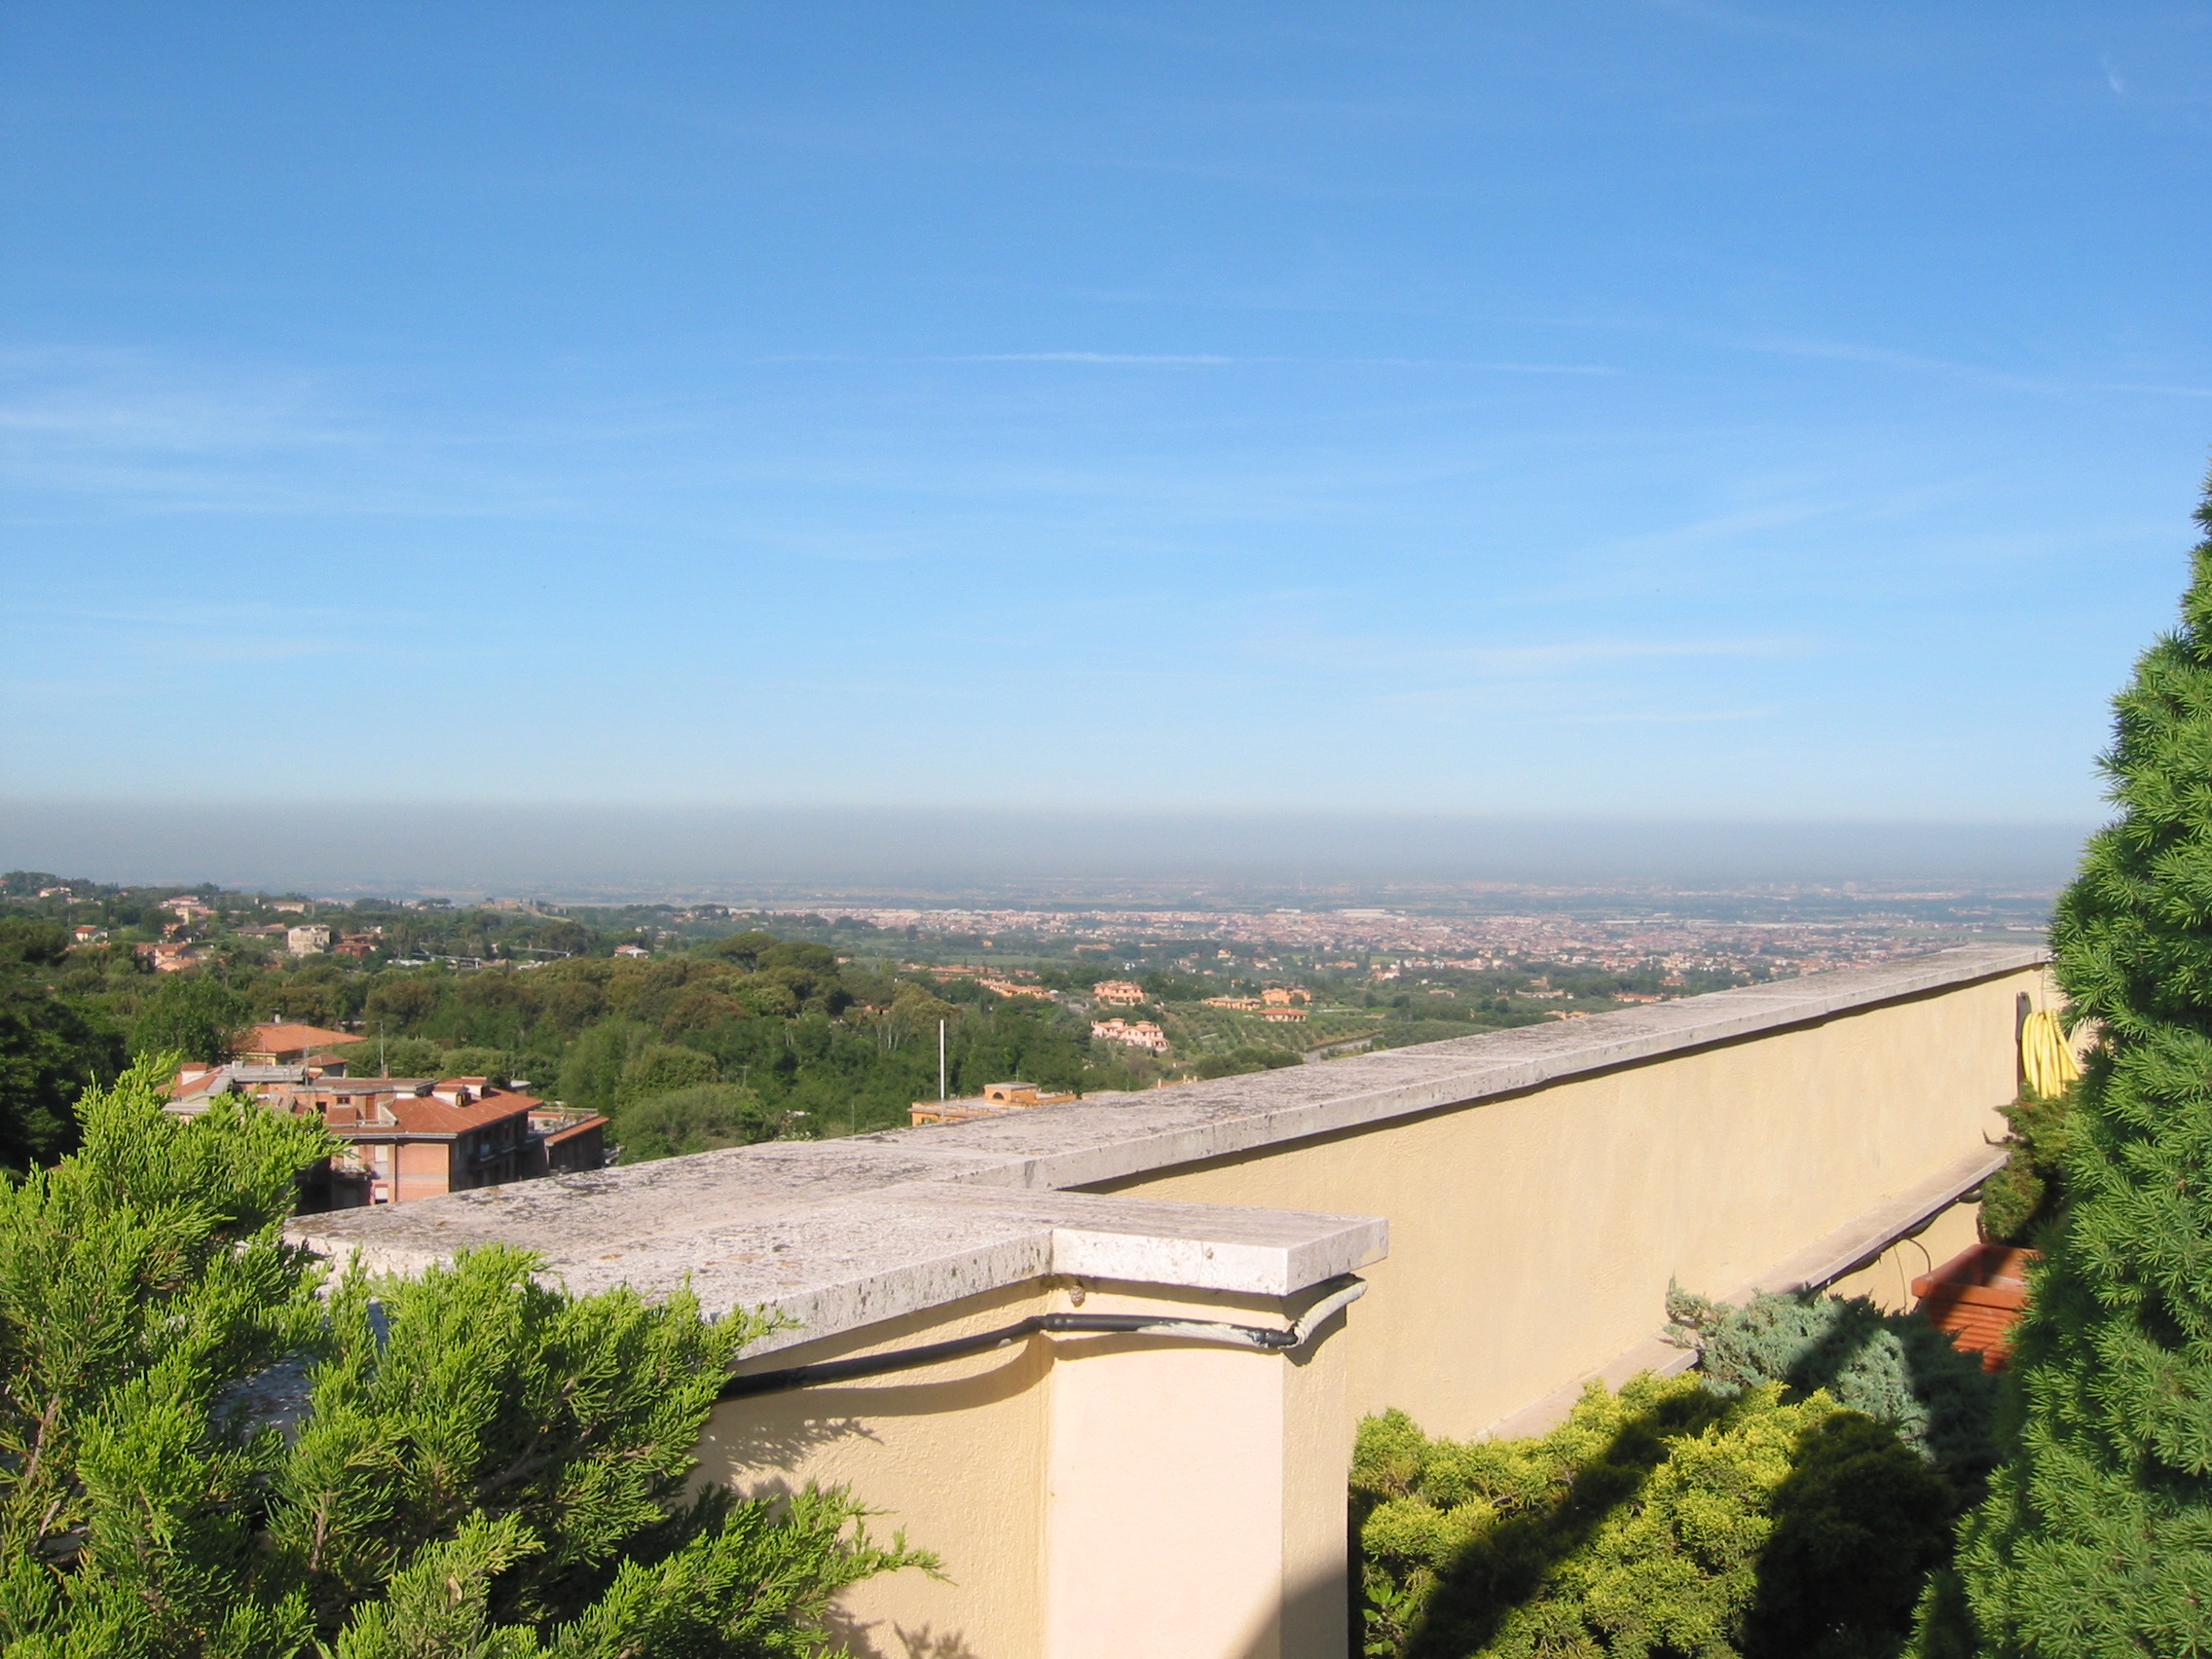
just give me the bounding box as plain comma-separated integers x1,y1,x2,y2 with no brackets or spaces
234,1021,363,1068
1092,1017,1170,1052
1091,979,1146,1006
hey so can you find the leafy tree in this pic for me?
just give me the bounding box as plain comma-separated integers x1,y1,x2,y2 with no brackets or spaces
361,976,441,1034
0,928,121,1166
0,919,72,967
527,918,592,956
1194,1047,1303,1081
613,1084,784,1162
757,940,837,977
705,931,781,967
1953,478,2212,1653
437,1046,522,1084
349,1036,447,1079
129,973,252,1065
615,1043,719,1108
556,1020,646,1116
0,1055,929,1655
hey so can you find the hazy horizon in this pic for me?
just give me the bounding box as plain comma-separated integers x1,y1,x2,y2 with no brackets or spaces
0,802,2097,903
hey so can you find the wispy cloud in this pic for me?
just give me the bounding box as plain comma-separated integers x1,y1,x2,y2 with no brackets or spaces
950,351,1238,365
1237,614,1811,679
765,350,1622,374
1718,331,2212,399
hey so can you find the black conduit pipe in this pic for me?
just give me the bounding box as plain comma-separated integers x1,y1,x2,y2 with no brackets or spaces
719,1274,1367,1401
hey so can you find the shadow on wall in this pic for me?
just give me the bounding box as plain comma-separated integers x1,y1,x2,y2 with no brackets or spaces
709,1342,1051,1659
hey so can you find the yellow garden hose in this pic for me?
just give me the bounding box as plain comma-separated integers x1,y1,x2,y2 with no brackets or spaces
2020,1008,2082,1097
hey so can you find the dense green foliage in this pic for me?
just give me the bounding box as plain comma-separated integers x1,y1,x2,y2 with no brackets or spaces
612,1084,787,1161
1192,1045,1304,1080
1953,480,2212,1654
0,919,120,1167
1353,1373,1954,1659
1975,1088,2076,1247
0,1056,927,1656
1667,1285,1999,1479
129,973,254,1064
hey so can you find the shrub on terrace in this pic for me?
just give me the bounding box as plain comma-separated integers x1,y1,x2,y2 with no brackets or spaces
1974,1087,2076,1247
1666,1284,2000,1481
1950,475,2212,1653
1352,1371,1953,1659
0,1055,928,1657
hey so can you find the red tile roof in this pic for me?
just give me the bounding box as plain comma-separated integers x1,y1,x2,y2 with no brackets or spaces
240,1021,361,1053
380,1093,538,1136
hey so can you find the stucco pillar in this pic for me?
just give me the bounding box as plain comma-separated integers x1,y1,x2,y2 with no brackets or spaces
1042,1279,1355,1659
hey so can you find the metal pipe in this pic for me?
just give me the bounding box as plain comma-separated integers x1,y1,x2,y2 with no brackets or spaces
719,1274,1367,1401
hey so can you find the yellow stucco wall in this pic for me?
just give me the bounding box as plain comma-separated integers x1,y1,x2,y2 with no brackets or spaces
1084,964,2038,1437
696,1275,1354,1659
1827,1196,1984,1312
697,963,2040,1654
697,1280,1055,1659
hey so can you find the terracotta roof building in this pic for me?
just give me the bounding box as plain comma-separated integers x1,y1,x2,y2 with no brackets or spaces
164,1068,608,1207
911,1080,1077,1127
234,1022,364,1067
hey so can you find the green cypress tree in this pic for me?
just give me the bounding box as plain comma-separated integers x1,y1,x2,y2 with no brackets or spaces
1956,471,2212,1655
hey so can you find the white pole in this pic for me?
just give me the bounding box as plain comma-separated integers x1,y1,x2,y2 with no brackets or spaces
939,1018,947,1101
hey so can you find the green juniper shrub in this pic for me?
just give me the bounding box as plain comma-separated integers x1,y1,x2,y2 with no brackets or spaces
1974,1088,2075,1246
1666,1284,1999,1482
0,1054,930,1658
1351,1371,1950,1659
1747,1412,1959,1659
1949,473,2212,1654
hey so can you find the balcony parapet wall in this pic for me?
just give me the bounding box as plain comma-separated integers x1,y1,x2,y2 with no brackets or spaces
292,942,2043,1344
289,942,2049,1659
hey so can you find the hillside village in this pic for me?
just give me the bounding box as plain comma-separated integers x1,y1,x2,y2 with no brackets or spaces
0,866,2055,1178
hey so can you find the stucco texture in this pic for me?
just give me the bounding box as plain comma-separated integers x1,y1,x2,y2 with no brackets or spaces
1087,964,2038,1438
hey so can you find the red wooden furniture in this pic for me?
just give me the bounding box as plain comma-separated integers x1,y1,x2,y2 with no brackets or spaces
1912,1244,2037,1372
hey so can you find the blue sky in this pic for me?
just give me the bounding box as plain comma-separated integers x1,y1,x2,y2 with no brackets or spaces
5,3,2209,824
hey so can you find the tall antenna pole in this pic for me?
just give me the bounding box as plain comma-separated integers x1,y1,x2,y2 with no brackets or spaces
939,1019,947,1101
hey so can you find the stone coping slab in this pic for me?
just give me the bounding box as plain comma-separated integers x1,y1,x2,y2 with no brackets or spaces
289,943,2041,1350
294,1181,1386,1357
